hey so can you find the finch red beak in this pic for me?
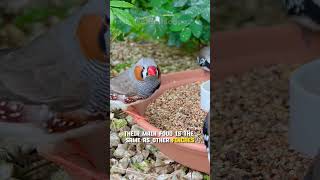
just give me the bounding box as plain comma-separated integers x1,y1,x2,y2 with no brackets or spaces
148,66,157,76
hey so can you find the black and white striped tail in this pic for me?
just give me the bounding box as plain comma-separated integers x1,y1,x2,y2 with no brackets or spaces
82,60,108,114
203,112,210,162
197,57,210,72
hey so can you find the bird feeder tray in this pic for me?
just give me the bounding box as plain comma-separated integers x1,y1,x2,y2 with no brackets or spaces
125,69,210,174
40,126,108,180
213,23,320,80
125,23,320,175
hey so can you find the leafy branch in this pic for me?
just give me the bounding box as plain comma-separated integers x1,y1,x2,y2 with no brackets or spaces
110,0,210,48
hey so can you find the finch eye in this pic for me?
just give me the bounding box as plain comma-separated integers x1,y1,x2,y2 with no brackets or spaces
157,67,161,78
141,67,145,78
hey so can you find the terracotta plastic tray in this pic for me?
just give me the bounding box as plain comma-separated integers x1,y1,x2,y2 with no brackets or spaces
41,125,108,180
125,69,210,174
214,23,320,80
126,23,320,175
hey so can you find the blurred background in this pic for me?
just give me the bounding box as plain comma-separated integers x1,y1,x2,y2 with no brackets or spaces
214,0,286,31
213,0,315,179
0,0,86,48
0,1,86,179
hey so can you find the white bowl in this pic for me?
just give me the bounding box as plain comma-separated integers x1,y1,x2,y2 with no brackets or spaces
289,59,320,157
200,80,210,112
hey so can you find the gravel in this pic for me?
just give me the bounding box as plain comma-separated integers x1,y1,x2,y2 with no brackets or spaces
212,64,312,179
0,139,71,180
110,114,209,179
145,82,207,143
110,40,201,75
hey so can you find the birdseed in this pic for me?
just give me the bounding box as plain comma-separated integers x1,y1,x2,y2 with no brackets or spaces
145,82,207,143
212,64,312,179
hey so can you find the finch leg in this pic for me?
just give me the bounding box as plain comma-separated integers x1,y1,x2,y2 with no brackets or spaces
0,99,24,122
124,96,144,104
45,110,104,133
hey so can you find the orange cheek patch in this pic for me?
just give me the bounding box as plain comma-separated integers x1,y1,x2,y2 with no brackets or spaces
76,15,105,63
134,66,144,81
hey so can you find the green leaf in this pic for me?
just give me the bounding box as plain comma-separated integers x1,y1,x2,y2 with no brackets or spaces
170,15,193,32
110,9,115,24
168,32,178,46
190,19,203,38
143,16,166,39
183,38,198,51
201,23,210,42
180,27,192,42
113,15,132,33
151,16,168,38
190,0,202,6
112,8,136,27
170,24,184,32
201,7,210,23
182,6,201,18
150,0,167,7
190,0,209,6
110,1,134,8
168,32,182,47
110,0,210,47
144,23,156,36
173,0,188,7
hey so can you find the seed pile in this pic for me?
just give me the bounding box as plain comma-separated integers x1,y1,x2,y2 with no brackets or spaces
145,82,207,143
212,64,312,179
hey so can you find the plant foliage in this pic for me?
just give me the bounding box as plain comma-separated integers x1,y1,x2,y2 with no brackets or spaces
110,0,210,48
